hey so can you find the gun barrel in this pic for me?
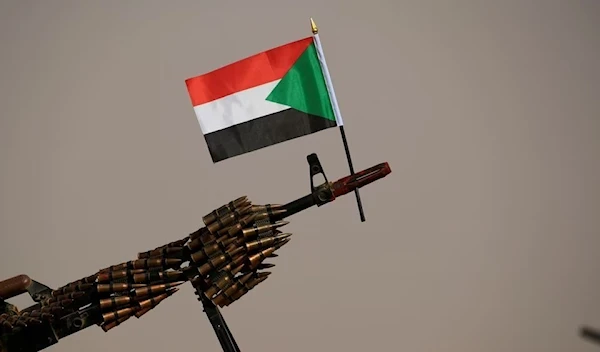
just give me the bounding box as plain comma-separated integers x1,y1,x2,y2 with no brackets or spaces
277,161,391,220
331,162,391,197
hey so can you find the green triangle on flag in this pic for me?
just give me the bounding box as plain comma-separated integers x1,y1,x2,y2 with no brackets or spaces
185,36,340,164
266,43,336,122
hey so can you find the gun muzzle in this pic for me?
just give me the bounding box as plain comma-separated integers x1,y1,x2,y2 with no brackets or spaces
331,162,391,198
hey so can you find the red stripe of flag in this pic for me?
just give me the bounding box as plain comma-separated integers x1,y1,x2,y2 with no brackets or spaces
185,37,313,106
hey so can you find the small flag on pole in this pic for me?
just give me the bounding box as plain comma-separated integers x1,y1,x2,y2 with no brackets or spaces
308,18,366,222
185,18,366,222
185,37,338,163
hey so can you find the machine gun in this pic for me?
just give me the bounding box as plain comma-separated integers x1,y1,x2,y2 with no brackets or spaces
0,153,392,352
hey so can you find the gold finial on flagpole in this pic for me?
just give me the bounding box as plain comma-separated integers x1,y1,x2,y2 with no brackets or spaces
310,18,318,34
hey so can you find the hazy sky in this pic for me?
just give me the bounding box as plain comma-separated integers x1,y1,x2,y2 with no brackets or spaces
1,1,599,352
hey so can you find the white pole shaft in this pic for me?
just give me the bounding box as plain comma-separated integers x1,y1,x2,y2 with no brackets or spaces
312,33,344,126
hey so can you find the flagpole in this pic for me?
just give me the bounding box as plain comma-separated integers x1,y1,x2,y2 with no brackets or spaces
310,18,366,222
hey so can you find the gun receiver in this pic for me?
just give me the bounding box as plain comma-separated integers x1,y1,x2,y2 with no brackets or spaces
0,153,392,352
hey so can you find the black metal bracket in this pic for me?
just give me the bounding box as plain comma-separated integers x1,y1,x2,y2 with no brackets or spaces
307,153,334,206
26,281,53,304
190,284,240,352
186,265,240,352
308,153,328,193
9,281,53,316
201,295,240,352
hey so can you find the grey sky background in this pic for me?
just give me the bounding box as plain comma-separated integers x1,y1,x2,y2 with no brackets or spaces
1,1,599,351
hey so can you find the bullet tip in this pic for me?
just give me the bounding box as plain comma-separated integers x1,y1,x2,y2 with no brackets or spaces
256,276,269,285
259,263,276,269
275,233,292,240
274,221,290,228
274,238,291,250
